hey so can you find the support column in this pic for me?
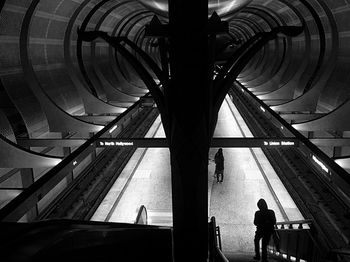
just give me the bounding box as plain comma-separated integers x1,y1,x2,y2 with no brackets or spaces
168,1,209,261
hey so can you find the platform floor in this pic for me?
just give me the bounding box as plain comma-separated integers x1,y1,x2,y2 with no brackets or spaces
91,96,304,254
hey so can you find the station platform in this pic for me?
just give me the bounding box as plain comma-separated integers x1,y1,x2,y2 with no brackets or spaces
91,95,304,254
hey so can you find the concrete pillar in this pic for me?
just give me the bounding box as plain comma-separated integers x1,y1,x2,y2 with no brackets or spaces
168,1,209,261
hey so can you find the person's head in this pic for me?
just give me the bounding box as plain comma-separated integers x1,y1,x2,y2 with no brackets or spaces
218,148,222,154
257,198,268,210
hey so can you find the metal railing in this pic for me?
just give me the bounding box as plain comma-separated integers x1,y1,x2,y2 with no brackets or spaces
0,219,173,262
268,220,329,262
0,95,150,222
135,205,148,225
276,219,313,230
232,81,350,255
208,216,229,262
233,81,350,213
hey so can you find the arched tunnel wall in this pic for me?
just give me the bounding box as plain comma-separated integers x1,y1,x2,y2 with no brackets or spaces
236,0,350,114
0,0,159,139
232,0,350,158
0,0,162,217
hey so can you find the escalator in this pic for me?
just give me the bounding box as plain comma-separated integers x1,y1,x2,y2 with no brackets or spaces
0,211,221,262
38,107,159,220
3,205,348,262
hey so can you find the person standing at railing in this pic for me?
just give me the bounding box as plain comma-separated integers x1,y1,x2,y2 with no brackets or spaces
214,148,224,183
253,198,276,262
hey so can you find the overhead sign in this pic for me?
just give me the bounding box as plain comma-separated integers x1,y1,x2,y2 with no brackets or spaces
96,138,299,148
263,141,296,146
99,141,134,147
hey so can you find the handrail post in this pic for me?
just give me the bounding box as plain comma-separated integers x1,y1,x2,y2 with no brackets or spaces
286,231,290,260
216,226,222,251
208,217,229,262
135,205,148,225
208,217,215,262
296,229,300,261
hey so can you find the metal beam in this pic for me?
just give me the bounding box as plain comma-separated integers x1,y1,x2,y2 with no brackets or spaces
96,137,299,148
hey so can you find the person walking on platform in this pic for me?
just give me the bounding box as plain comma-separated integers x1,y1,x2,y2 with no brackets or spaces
214,148,224,183
253,198,276,262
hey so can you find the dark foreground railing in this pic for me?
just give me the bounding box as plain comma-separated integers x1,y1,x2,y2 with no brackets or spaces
268,220,318,261
0,219,173,262
267,220,350,262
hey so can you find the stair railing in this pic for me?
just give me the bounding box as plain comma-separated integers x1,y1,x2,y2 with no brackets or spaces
134,205,148,225
209,216,229,262
268,219,330,262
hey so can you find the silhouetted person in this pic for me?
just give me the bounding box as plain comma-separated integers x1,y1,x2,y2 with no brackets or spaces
253,199,276,262
214,148,224,183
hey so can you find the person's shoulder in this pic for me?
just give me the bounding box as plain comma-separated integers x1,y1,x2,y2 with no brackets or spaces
267,209,276,216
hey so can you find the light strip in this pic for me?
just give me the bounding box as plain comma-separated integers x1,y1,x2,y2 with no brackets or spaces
312,155,329,173
109,124,118,134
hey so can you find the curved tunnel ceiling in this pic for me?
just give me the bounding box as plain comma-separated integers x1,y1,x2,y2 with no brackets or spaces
138,0,253,17
0,0,350,158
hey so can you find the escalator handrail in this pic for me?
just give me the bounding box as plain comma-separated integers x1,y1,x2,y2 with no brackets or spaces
135,205,148,225
234,81,350,205
0,95,147,222
0,218,160,229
